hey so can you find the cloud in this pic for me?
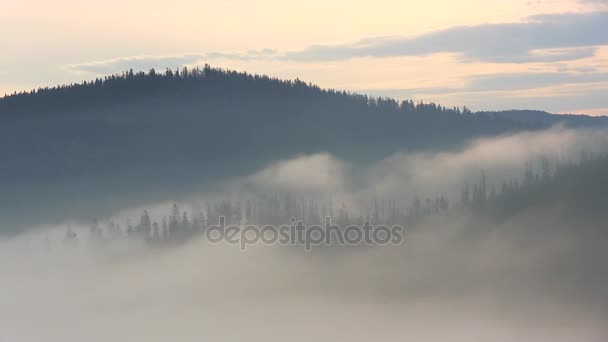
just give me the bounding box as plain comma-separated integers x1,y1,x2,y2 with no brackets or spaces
3,226,608,342
367,84,608,114
64,54,207,74
242,127,608,207
65,10,608,75
64,11,607,78
251,154,345,193
400,71,608,93
362,127,608,198
579,0,608,7
65,49,279,74
466,71,608,91
285,11,608,63
4,126,608,341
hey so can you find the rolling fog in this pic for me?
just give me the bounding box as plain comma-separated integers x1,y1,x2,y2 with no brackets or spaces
2,126,608,341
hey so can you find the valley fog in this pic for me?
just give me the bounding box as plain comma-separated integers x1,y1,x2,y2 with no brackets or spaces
2,214,607,341
2,127,608,341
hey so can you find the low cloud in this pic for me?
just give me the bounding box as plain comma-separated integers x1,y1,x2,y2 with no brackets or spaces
2,201,608,341
251,154,345,193
244,127,608,208
360,127,608,199
3,127,608,341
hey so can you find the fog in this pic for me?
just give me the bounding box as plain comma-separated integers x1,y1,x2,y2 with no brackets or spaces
2,126,608,341
250,126,608,198
2,220,607,341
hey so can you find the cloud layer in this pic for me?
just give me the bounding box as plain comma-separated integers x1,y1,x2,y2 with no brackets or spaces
285,11,608,63
3,198,608,341
3,126,608,341
66,11,608,73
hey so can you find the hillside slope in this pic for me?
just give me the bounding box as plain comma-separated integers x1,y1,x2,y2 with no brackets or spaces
0,65,601,231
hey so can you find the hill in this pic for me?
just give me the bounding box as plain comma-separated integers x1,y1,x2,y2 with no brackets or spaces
0,65,602,232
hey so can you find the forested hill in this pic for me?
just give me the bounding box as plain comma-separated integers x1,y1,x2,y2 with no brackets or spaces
0,64,537,179
2,65,606,127
0,65,600,231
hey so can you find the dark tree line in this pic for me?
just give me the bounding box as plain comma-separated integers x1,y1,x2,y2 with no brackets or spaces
469,152,608,220
454,151,608,225
1,65,482,117
56,151,608,248
63,194,451,248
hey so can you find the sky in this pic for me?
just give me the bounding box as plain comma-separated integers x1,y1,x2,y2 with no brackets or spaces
1,0,607,114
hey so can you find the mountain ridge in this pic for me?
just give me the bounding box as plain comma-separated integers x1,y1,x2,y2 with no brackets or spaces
2,65,606,126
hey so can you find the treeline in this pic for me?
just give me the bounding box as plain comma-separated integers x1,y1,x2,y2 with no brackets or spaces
471,152,608,219
56,152,608,248
4,65,602,130
62,195,451,248
1,65,475,117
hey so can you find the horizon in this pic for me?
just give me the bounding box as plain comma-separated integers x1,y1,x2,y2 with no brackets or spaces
2,64,607,117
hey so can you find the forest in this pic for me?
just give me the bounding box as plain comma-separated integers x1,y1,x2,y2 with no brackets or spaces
51,150,608,249
2,66,607,233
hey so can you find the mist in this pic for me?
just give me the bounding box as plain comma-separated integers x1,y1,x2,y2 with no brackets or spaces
2,126,608,341
2,217,607,341
181,125,608,212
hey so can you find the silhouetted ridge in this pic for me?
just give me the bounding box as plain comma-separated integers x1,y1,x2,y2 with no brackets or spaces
2,65,606,130
1,64,479,118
